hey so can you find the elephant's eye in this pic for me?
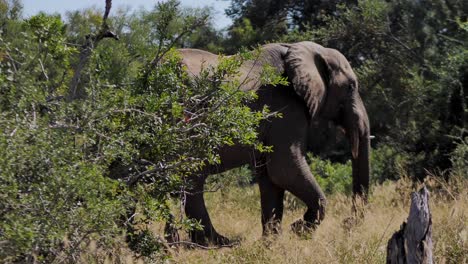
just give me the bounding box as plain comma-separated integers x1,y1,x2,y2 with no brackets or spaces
347,84,354,96
347,84,355,96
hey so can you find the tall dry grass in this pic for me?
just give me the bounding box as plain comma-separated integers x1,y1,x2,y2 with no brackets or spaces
83,176,467,263
165,176,467,264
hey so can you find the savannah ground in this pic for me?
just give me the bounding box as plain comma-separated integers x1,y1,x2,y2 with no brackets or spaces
159,176,468,264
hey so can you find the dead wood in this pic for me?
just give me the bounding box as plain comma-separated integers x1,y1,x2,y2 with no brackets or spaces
387,186,433,264
67,0,118,101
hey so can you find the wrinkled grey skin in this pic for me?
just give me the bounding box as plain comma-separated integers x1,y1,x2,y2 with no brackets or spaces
178,41,370,245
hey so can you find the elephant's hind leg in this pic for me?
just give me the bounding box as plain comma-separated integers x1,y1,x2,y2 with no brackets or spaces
184,175,230,246
257,164,285,235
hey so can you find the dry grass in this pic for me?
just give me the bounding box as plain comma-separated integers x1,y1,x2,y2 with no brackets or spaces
165,177,467,264
85,176,467,263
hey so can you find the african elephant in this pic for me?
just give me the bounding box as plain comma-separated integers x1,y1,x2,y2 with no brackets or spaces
177,41,370,245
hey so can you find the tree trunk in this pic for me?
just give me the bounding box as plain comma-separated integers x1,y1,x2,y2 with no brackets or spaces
387,186,433,264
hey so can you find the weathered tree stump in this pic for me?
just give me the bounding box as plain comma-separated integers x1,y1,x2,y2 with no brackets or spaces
387,186,433,264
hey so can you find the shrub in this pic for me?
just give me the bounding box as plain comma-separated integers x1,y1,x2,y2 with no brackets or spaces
0,1,278,262
370,145,412,184
450,136,468,179
308,154,353,195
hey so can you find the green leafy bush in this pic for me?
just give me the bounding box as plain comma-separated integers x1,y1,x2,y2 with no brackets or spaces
0,1,275,262
308,154,352,195
450,136,468,179
370,145,411,183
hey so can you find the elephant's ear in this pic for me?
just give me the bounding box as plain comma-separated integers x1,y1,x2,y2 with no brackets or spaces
284,42,330,118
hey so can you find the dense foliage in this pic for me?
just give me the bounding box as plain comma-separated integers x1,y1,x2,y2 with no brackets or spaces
0,0,274,262
0,0,466,262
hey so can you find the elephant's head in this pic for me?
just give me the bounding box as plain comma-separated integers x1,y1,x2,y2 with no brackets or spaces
283,41,370,198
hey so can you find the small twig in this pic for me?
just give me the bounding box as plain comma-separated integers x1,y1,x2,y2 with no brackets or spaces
126,161,184,186
9,128,17,137
167,240,239,250
46,95,65,102
425,170,457,201
95,131,124,146
38,58,49,81
368,214,396,262
67,230,95,262
31,105,37,129
49,123,82,132
65,42,82,47
316,240,336,262
124,212,138,226
4,50,19,73
138,159,155,166
182,122,208,132
110,108,163,123
437,33,465,45
127,168,163,186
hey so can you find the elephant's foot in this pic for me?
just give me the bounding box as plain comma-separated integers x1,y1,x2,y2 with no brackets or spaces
262,220,282,236
212,233,232,246
292,198,326,236
290,219,318,236
189,230,232,247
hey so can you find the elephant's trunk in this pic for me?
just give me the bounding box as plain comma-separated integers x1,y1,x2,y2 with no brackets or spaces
344,94,370,199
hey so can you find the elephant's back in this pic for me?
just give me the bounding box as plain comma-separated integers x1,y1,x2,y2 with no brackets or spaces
177,48,257,91
178,49,219,77
176,46,287,92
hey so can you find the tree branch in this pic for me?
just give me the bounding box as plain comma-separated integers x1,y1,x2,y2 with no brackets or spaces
142,15,208,84
67,0,118,101
166,240,239,250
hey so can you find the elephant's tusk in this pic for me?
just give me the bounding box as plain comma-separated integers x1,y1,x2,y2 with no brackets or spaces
369,135,375,140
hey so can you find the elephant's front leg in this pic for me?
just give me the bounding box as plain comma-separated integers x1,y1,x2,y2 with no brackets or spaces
257,164,285,235
184,175,230,246
267,143,327,233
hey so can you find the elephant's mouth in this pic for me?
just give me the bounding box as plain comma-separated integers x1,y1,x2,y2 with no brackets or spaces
329,104,346,133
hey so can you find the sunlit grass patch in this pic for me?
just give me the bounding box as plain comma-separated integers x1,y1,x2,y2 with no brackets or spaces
172,176,467,264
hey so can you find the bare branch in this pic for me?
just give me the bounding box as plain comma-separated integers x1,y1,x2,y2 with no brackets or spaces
38,58,49,81
103,0,112,22
166,240,239,250
143,15,209,82
67,0,118,101
126,160,184,186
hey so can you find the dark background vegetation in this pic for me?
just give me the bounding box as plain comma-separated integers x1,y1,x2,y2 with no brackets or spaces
0,0,466,262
